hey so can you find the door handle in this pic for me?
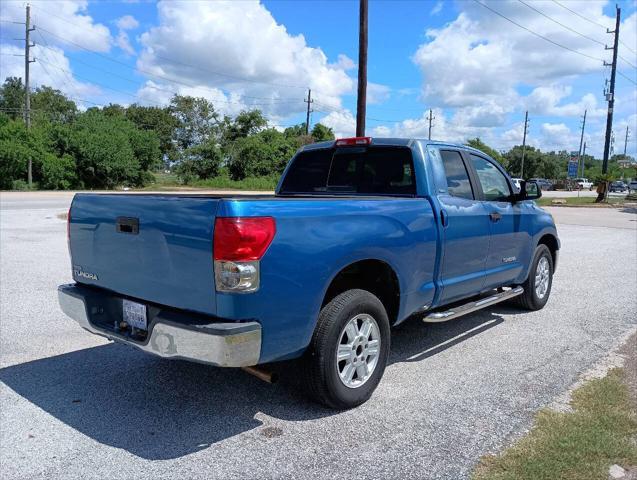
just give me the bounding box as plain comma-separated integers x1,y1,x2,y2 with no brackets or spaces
116,216,139,234
440,209,448,227
489,212,502,222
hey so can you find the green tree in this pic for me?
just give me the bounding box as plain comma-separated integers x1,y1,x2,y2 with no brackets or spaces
311,123,335,142
228,128,298,180
125,104,178,161
31,86,77,124
0,77,25,121
0,114,77,189
175,140,223,182
466,137,504,166
68,109,160,188
40,153,76,189
170,95,221,150
505,145,543,178
284,124,306,138
224,110,268,143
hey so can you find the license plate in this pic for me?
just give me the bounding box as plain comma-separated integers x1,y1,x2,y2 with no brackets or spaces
123,299,147,330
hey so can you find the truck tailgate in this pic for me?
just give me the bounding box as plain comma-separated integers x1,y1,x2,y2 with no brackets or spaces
69,194,220,315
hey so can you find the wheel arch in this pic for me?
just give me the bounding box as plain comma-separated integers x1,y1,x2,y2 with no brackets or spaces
537,233,559,271
321,259,401,325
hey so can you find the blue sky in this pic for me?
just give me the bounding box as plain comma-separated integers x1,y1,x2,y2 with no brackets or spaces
1,0,636,159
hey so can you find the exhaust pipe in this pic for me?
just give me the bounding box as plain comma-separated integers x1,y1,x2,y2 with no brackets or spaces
242,365,279,384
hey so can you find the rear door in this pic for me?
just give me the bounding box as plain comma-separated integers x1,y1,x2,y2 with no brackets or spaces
69,194,220,315
430,148,491,305
467,153,527,289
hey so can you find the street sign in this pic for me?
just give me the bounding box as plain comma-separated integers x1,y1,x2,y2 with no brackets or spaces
568,160,578,178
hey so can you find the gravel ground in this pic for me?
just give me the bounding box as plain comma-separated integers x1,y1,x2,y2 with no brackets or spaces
1,193,635,480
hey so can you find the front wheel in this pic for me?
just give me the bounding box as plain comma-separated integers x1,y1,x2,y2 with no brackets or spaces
514,244,554,311
303,289,390,409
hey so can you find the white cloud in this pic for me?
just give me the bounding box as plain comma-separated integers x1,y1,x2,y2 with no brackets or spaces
333,54,355,71
116,31,135,56
409,1,633,115
135,0,354,119
430,1,444,16
367,82,391,105
320,110,356,138
114,15,139,55
524,85,606,118
0,43,101,103
1,1,112,52
116,15,139,31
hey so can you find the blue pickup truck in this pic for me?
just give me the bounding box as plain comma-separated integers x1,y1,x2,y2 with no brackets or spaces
59,137,559,409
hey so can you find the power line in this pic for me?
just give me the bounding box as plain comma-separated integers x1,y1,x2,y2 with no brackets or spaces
551,0,611,30
617,54,636,70
617,70,637,86
35,54,305,110
517,0,605,47
472,0,605,63
550,0,636,56
36,26,307,106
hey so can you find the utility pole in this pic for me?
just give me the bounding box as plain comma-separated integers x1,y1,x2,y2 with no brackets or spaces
520,110,529,178
624,126,630,156
24,3,35,186
602,5,620,175
581,141,587,178
355,0,368,137
304,89,313,135
577,110,587,178
426,109,435,140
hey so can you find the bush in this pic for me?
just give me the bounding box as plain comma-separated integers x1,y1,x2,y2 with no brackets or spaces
175,141,223,182
228,129,298,180
40,153,77,190
11,179,30,191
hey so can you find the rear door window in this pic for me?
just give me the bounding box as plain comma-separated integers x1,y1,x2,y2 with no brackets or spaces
279,146,416,195
439,150,474,200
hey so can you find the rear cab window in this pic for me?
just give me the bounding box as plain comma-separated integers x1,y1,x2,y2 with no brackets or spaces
439,150,474,200
279,146,416,196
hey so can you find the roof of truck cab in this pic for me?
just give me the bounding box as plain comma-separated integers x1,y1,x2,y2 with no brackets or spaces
301,138,495,159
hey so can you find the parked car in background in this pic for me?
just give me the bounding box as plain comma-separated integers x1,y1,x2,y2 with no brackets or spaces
58,138,559,409
510,177,523,192
575,178,593,190
628,180,637,192
529,178,553,191
609,181,627,193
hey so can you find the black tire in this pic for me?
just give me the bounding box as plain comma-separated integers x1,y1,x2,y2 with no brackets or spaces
303,289,391,409
513,244,554,311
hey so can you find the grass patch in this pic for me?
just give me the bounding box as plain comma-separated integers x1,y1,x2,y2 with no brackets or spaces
189,175,278,191
537,196,629,207
143,172,277,191
473,368,637,480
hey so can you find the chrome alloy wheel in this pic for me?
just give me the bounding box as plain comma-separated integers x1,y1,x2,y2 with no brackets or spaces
535,256,550,299
336,313,380,389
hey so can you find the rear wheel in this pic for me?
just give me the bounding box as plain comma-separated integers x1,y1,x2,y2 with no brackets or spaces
303,289,390,409
513,244,553,311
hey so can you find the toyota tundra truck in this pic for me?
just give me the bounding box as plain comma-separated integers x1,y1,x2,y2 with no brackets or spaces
59,137,559,409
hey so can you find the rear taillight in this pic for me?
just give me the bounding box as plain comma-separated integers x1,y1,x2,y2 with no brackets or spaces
213,217,275,293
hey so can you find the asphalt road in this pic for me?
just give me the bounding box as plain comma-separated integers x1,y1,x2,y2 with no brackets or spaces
1,192,636,480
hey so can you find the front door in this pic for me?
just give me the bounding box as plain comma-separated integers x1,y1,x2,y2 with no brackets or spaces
467,153,527,289
433,148,491,305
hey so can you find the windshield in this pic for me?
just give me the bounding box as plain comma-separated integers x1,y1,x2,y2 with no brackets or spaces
279,146,416,196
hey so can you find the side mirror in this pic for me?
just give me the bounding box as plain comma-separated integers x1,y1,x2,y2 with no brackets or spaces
517,180,541,201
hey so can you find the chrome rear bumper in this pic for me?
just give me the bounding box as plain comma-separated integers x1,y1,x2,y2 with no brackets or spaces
58,284,261,367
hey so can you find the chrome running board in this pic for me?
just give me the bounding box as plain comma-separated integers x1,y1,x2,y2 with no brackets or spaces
423,287,524,323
